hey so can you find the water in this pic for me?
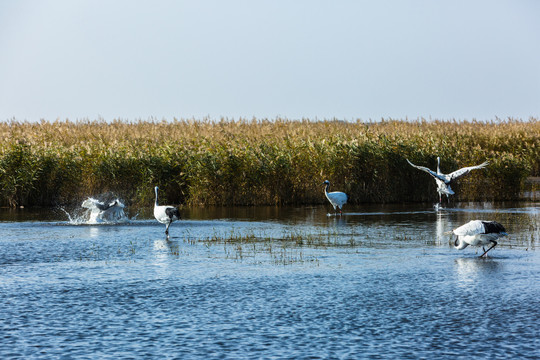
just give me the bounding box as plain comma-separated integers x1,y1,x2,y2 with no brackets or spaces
0,202,539,359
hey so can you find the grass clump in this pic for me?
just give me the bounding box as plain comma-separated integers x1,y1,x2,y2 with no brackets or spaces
0,118,538,207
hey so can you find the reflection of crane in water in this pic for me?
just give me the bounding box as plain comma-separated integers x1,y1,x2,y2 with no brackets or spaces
406,157,488,203
435,211,448,246
81,198,126,223
446,220,507,257
454,257,502,286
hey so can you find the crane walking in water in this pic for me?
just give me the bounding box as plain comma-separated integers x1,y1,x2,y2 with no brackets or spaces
323,180,348,215
406,157,488,203
446,220,507,257
153,186,181,238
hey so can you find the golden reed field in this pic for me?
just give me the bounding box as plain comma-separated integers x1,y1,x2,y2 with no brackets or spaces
0,118,538,207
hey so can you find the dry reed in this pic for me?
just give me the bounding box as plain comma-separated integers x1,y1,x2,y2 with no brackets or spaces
0,118,538,207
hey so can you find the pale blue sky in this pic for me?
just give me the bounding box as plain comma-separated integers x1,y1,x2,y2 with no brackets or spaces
1,0,539,122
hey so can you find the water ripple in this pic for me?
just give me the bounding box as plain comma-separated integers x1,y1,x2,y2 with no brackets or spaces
0,204,539,359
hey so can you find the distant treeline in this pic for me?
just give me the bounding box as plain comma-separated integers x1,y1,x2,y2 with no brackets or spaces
0,118,538,208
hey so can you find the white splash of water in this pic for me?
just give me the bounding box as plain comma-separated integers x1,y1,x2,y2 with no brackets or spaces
62,197,130,224
59,207,75,223
82,197,127,224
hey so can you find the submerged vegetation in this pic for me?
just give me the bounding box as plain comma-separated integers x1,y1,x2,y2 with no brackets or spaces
0,118,538,207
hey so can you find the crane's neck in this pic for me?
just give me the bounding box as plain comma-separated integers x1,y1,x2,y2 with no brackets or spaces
154,188,159,206
324,182,330,194
436,157,441,174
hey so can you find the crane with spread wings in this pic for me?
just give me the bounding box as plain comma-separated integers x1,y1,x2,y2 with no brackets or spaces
406,157,488,203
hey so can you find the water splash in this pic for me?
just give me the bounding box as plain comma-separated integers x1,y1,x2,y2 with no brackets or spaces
61,197,129,224
59,207,75,223
81,198,127,224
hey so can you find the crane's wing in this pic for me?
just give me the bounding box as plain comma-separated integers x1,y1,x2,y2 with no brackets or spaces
448,161,488,181
82,197,105,209
406,159,447,182
328,191,348,205
453,220,488,236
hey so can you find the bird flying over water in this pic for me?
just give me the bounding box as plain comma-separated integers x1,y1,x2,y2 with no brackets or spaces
323,180,348,215
446,220,507,257
406,157,488,203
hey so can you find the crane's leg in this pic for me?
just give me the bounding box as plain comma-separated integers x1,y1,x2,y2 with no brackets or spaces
165,222,170,236
480,241,497,257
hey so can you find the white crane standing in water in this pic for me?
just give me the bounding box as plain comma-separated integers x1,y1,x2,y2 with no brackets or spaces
323,180,348,215
446,220,507,257
153,186,180,238
406,157,488,203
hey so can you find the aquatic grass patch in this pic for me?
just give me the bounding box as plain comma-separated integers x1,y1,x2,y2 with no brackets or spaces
0,118,538,207
194,226,379,265
199,228,324,265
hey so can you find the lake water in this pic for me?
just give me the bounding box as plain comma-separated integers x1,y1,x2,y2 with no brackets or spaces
0,202,539,359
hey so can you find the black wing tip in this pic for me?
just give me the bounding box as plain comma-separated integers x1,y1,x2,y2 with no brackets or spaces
165,207,181,220
482,221,506,234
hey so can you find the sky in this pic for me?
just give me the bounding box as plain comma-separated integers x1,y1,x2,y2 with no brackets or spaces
1,0,539,122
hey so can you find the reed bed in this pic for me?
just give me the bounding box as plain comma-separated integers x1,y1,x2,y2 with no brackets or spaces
0,118,538,207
